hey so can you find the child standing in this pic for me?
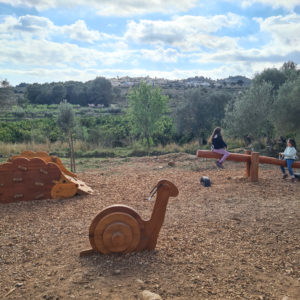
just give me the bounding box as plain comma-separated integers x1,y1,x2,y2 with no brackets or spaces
209,127,230,169
279,138,297,183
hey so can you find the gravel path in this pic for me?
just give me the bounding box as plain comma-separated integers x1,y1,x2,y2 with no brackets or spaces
1,153,300,299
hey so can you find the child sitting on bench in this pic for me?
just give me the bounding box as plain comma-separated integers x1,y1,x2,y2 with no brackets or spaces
279,138,297,183
208,127,229,169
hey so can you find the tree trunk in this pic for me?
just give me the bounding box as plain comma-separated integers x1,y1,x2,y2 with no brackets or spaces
265,122,274,153
70,132,76,172
67,132,76,173
68,137,73,172
146,136,150,150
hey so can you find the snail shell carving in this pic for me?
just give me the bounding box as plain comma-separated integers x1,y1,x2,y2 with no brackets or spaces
81,179,178,256
89,207,143,254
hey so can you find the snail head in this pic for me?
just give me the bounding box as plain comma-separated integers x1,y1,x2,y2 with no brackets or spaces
156,179,179,197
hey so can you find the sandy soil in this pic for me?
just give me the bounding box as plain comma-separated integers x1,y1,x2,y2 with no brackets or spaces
1,153,300,300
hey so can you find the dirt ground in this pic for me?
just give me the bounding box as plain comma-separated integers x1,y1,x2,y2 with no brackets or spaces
1,153,300,300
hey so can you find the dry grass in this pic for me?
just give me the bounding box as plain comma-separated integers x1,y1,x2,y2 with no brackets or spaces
0,141,201,158
0,142,52,156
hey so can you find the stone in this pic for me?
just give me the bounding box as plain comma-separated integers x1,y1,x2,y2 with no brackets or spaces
113,269,121,275
140,290,162,300
136,279,144,284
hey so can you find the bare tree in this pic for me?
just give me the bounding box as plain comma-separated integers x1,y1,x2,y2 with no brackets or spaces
57,100,76,172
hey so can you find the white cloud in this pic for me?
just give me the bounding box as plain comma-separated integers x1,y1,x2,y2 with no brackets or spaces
92,0,199,16
125,13,243,51
0,0,199,16
189,44,300,81
1,2,300,85
0,15,53,38
0,15,131,69
140,47,180,63
0,0,57,10
255,14,300,52
0,39,132,67
0,15,111,43
187,13,300,70
185,34,239,51
193,48,279,64
60,20,101,43
240,0,300,11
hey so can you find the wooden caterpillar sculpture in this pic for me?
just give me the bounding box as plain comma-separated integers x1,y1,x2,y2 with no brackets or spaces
80,179,179,256
0,157,92,204
9,150,77,177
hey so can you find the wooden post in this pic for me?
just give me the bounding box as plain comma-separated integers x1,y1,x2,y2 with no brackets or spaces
245,150,251,177
250,152,259,182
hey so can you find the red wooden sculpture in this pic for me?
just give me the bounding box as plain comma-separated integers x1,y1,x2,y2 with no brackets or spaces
9,150,76,178
80,179,179,256
0,156,92,204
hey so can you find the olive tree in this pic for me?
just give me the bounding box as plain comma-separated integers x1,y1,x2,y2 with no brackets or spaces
252,68,286,93
223,81,274,144
272,75,300,136
57,100,76,172
175,89,231,144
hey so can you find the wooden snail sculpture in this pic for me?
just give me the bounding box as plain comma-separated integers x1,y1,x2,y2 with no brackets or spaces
80,179,179,256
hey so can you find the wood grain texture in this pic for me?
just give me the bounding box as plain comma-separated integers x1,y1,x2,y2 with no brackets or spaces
245,150,251,177
0,157,61,203
81,180,179,255
0,155,92,203
10,151,77,178
93,212,140,254
250,152,259,182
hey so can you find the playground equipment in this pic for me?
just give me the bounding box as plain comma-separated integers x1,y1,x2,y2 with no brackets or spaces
80,179,178,256
0,151,93,204
9,151,76,177
196,150,300,182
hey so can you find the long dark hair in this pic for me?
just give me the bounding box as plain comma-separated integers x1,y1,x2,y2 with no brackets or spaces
208,127,222,144
288,138,297,149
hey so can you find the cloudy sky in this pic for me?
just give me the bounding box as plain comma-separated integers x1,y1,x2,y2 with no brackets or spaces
1,0,300,86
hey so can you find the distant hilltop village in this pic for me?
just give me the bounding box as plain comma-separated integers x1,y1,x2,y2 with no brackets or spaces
109,75,251,89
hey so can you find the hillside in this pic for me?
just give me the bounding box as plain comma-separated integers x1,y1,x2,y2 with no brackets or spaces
11,75,251,107
110,75,251,105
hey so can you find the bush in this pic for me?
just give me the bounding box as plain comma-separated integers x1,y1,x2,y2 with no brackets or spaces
81,150,115,158
128,149,149,157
